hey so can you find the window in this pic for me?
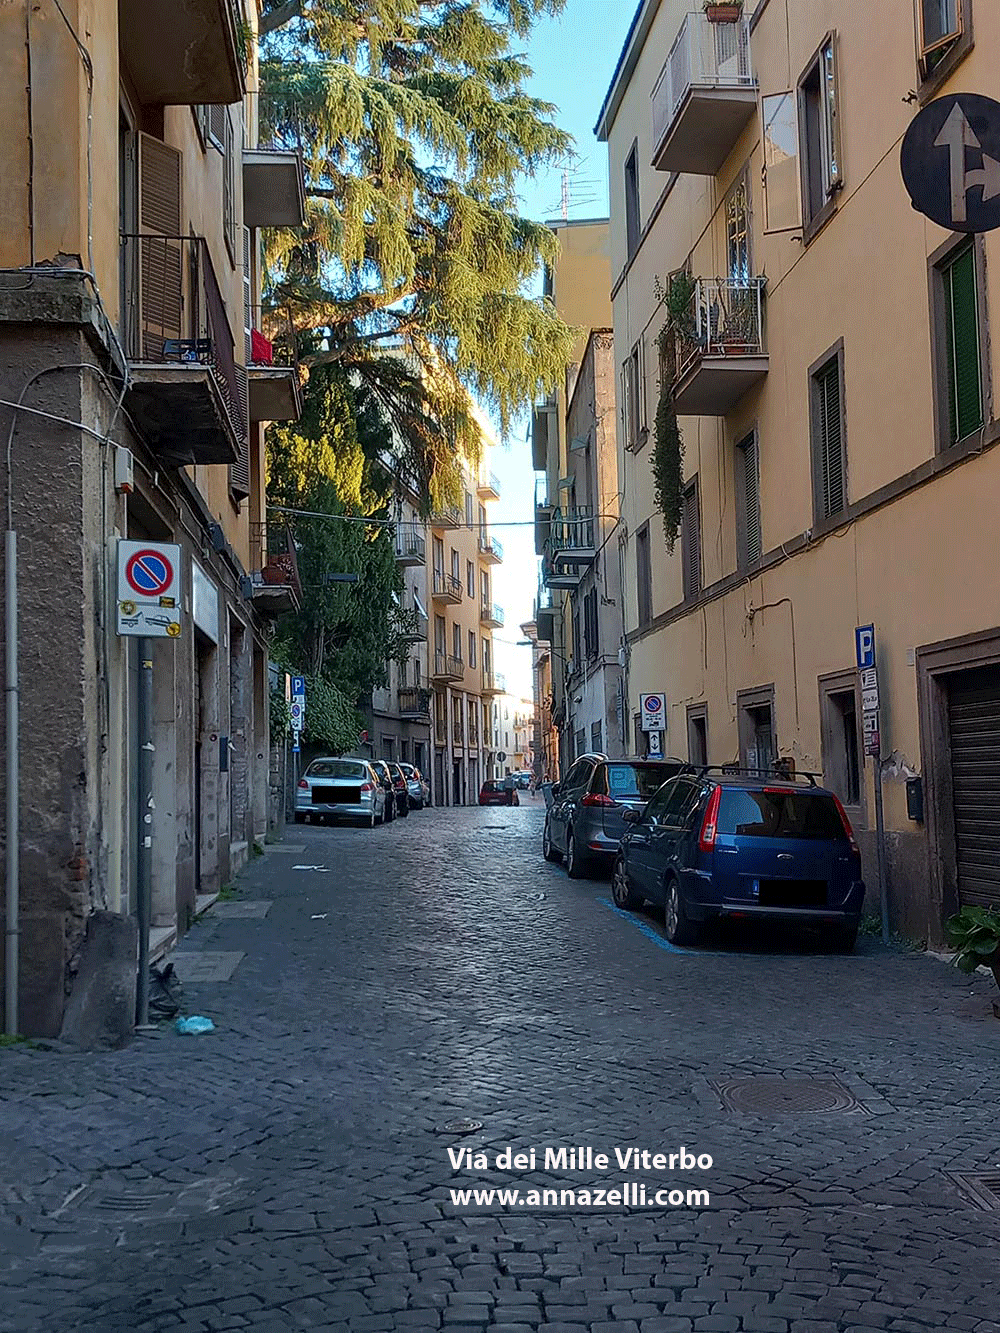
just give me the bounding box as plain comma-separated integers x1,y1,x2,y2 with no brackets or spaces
465,491,473,527
222,107,236,264
435,614,446,652
451,548,460,581
433,536,444,574
735,431,761,571
622,343,645,450
575,728,587,759
468,630,476,669
591,721,603,754
810,345,847,522
573,607,581,670
717,789,848,841
481,570,490,604
762,91,801,233
681,480,701,600
820,676,863,811
624,142,640,259
584,587,599,661
726,171,752,284
687,706,708,767
467,560,475,598
799,36,841,234
918,0,966,79
937,240,984,446
453,623,463,661
738,689,775,772
636,523,652,628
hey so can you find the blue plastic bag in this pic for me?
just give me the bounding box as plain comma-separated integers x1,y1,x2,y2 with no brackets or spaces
175,1015,215,1035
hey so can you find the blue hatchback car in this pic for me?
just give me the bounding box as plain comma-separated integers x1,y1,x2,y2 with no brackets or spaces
613,769,865,951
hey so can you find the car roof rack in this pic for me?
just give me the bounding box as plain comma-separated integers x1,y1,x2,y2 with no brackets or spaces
680,763,822,787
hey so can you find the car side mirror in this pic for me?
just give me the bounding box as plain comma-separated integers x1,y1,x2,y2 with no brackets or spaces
622,808,641,825
551,782,562,797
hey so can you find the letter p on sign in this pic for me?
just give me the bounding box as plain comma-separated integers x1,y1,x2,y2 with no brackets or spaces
855,624,876,671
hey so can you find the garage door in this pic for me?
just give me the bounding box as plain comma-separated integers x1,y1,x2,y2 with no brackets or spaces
948,665,1000,910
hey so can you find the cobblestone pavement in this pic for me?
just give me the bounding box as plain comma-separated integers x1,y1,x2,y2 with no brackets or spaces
3,802,1000,1332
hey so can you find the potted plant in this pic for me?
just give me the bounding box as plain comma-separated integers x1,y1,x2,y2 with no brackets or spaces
704,0,743,21
945,906,1000,990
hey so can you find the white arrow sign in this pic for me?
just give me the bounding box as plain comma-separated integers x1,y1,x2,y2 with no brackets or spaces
934,102,1000,225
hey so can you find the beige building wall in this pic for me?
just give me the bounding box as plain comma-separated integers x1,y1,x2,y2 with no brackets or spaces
600,0,1000,940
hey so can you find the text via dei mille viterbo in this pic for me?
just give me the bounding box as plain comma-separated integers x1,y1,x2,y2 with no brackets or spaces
448,1146,713,1171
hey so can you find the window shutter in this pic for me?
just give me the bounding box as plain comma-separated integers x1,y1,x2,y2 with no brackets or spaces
736,433,761,568
818,360,845,517
682,482,701,600
945,244,983,444
208,104,228,151
223,108,236,258
137,134,183,359
229,226,253,500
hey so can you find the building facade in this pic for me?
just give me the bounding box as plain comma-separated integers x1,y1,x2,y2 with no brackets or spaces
598,0,1000,940
0,0,304,1033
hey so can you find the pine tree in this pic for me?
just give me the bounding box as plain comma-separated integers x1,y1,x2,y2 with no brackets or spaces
258,0,577,496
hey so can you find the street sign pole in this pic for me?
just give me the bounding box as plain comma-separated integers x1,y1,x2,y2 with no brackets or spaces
873,755,890,947
856,625,889,946
135,641,154,1027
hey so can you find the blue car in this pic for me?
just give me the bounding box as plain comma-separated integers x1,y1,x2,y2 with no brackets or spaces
612,769,865,951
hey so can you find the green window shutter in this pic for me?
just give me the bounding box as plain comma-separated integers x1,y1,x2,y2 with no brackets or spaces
815,358,845,519
945,244,983,444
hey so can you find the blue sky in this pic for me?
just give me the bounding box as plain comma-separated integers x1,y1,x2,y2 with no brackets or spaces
488,0,635,704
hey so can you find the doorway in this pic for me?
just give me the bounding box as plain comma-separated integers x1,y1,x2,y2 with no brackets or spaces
738,686,775,773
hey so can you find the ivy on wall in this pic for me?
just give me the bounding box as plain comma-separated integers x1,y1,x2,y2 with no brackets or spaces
651,272,696,552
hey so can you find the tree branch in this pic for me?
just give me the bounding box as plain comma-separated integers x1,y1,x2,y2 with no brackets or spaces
260,0,304,37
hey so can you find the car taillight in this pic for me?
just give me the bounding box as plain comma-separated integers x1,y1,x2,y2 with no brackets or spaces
360,782,375,793
833,795,859,853
581,794,616,807
298,780,309,790
698,786,722,853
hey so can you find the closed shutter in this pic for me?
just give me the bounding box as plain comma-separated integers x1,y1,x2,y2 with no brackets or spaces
208,104,228,151
229,226,252,499
223,108,236,259
944,244,983,444
736,432,761,568
948,665,1000,910
682,480,701,600
137,134,183,360
816,357,845,518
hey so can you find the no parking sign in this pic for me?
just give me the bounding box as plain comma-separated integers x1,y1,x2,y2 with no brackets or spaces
116,540,182,639
640,693,665,733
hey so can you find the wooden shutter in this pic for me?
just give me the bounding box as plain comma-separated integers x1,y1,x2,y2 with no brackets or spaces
208,105,228,151
817,358,845,518
945,244,983,444
682,480,701,600
229,226,252,499
137,134,183,360
736,432,761,568
948,666,1000,911
223,108,235,258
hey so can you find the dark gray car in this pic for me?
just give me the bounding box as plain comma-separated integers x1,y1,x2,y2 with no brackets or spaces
542,755,686,877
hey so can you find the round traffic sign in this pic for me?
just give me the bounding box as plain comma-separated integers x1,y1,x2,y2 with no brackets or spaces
290,702,302,719
126,548,174,597
645,695,663,713
901,94,1000,233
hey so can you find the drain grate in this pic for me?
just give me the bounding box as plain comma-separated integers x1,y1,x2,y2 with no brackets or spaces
713,1075,866,1115
946,1172,1000,1211
435,1119,484,1135
54,1175,241,1222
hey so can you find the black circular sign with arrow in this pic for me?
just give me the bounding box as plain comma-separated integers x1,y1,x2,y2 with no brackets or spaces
901,94,1000,233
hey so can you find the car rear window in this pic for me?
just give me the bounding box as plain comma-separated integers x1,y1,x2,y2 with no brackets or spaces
482,781,501,792
307,760,366,779
717,789,846,841
603,763,680,801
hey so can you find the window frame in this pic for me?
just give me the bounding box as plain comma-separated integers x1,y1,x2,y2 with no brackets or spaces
818,670,866,825
725,168,753,284
809,339,848,526
929,232,989,453
624,140,641,260
916,0,972,93
687,704,709,768
797,32,842,244
761,90,802,234
636,522,652,628
681,477,702,602
734,428,762,573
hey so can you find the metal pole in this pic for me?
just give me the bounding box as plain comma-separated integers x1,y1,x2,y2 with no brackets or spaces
5,531,19,1037
873,753,890,945
135,639,153,1027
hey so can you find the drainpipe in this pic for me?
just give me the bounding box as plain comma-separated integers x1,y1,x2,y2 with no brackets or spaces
4,530,18,1036
135,639,153,1027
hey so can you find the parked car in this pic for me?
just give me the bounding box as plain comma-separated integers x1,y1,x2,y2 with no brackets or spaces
294,758,388,827
384,761,410,817
612,769,864,951
479,779,519,806
543,755,687,878
514,772,532,790
369,760,396,822
398,762,430,809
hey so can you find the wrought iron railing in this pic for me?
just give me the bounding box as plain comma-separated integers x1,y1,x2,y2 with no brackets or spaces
433,651,464,677
547,506,596,553
481,601,504,626
395,528,426,562
483,669,506,693
651,10,754,150
249,520,301,597
479,531,504,561
398,688,431,716
432,570,463,599
674,277,766,383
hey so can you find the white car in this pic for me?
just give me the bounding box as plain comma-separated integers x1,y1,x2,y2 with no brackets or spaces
398,762,430,809
295,758,388,827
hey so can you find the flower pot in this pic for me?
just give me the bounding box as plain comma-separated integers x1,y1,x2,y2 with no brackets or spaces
705,2,743,21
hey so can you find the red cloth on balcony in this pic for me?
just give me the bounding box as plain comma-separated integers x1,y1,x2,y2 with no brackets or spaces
250,328,273,365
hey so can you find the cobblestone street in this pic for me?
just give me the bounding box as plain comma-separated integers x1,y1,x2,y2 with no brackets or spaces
2,801,1000,1332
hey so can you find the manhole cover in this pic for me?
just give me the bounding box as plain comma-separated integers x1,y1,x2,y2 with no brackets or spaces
169,951,244,982
713,1076,865,1115
436,1119,484,1135
52,1176,241,1222
210,900,272,920
945,1172,1000,1210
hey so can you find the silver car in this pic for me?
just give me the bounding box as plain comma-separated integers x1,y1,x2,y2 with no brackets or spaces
294,757,388,827
398,762,430,809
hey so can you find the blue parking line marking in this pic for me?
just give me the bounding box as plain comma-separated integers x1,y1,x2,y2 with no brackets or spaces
598,897,690,954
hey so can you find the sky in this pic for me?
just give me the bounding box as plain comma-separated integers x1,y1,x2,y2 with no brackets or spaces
487,0,636,705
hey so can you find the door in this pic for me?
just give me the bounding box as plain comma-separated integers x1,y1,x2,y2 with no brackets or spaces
643,777,701,904
948,665,1000,910
553,760,590,851
626,781,679,896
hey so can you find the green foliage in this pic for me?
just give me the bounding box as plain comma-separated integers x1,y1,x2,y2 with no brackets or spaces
258,0,578,456
650,273,696,552
298,672,363,753
944,907,1000,977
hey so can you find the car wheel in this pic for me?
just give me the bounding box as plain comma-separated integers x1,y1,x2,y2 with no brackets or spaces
369,808,376,829
542,819,561,863
398,801,409,818
664,877,698,946
566,831,586,879
294,813,305,824
612,856,642,910
828,923,858,953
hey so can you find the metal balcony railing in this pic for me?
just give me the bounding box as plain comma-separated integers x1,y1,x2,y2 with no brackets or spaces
478,531,504,561
249,520,302,599
430,505,463,528
481,601,504,627
651,10,754,152
548,506,596,554
482,669,506,694
433,651,464,678
394,528,426,564
432,570,463,600
674,277,766,382
121,233,245,443
398,687,431,717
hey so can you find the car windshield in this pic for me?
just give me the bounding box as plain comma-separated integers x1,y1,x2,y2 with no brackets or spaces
399,764,414,776
717,788,847,840
307,760,366,779
482,781,501,792
604,763,678,801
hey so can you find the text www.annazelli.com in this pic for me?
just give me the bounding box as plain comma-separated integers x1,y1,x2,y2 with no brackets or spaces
449,1183,710,1209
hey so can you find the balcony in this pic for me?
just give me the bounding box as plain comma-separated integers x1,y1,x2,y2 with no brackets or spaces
482,670,506,697
243,149,307,229
399,594,428,643
478,532,504,565
398,688,431,718
480,602,504,629
531,398,556,471
477,472,501,501
536,604,558,643
121,234,243,466
246,523,301,617
542,507,596,589
430,506,463,529
119,0,245,106
432,652,464,683
651,11,757,176
248,332,302,424
672,278,768,416
395,528,427,567
431,570,463,605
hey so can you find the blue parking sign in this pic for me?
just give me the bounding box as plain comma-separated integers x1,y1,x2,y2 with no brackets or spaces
291,675,306,698
855,625,876,671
